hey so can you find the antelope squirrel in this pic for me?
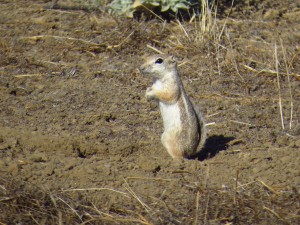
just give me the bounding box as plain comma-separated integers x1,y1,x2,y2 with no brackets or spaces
140,54,206,159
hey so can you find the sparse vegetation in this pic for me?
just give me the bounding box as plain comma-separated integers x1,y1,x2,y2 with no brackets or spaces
0,0,299,224
1,176,299,224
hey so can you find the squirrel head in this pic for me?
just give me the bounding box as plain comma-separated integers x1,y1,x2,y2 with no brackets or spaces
140,54,178,79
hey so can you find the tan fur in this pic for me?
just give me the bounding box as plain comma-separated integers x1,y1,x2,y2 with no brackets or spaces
140,54,206,159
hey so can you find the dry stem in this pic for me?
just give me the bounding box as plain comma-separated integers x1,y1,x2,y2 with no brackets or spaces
60,188,129,198
280,39,294,130
274,43,285,130
259,180,280,195
123,179,151,212
193,191,200,225
263,206,288,224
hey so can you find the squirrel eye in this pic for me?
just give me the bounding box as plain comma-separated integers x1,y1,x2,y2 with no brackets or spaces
155,58,163,64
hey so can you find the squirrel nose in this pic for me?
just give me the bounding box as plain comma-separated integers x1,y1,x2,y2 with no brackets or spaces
139,65,147,73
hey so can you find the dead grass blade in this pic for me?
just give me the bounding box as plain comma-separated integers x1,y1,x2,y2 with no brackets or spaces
138,214,155,225
192,0,217,43
234,169,239,206
280,39,294,130
274,43,285,130
176,19,191,42
123,179,151,212
138,4,164,22
146,44,164,54
243,64,300,78
60,188,130,198
127,176,172,181
203,165,210,224
103,217,154,225
20,35,102,46
263,206,290,225
14,74,43,78
229,120,254,127
107,30,135,49
203,191,210,225
80,216,154,225
56,196,82,222
80,202,113,218
193,191,200,225
225,30,244,81
217,0,235,41
259,180,280,195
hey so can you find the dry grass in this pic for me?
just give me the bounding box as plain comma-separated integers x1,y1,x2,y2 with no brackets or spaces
1,0,299,224
0,177,299,224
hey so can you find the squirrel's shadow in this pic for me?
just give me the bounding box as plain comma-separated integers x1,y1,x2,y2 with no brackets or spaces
190,135,235,161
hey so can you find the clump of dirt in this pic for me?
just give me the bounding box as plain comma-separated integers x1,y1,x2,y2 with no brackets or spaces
0,0,299,224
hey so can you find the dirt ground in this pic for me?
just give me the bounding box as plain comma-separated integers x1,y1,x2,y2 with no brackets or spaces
0,0,299,224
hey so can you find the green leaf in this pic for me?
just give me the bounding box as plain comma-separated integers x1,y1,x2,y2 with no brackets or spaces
148,1,160,6
172,2,189,11
161,4,170,12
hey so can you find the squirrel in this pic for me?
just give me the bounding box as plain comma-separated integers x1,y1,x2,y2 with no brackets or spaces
140,54,206,159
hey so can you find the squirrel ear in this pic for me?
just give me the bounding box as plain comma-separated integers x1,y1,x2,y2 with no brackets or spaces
170,55,178,63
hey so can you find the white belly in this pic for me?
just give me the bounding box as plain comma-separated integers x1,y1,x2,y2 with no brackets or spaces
159,102,181,131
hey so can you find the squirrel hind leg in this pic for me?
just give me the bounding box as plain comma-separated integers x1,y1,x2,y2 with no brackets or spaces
161,132,184,159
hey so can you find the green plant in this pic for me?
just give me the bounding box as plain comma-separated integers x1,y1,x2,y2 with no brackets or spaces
108,0,199,18
108,0,134,17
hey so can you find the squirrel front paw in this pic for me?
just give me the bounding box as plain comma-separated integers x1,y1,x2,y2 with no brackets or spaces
145,87,155,101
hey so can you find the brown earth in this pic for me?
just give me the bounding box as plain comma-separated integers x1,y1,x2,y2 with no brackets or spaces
0,0,299,224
